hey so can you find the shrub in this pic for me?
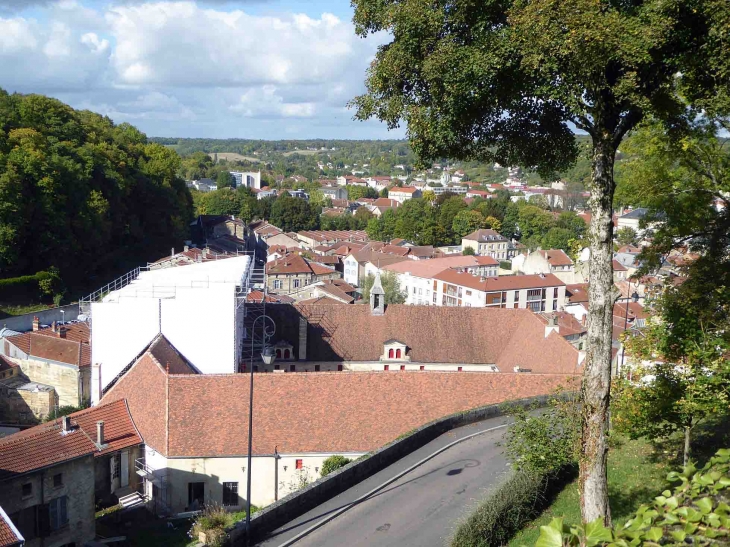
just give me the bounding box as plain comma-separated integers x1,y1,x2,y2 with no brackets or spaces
502,391,581,475
189,504,248,547
0,271,52,301
321,455,352,477
499,260,512,270
451,467,575,547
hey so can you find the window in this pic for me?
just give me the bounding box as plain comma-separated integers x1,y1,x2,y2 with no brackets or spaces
276,349,282,358
295,459,303,470
419,365,425,371
293,279,301,288
466,290,472,296
49,496,68,531
284,349,290,359
337,365,343,371
413,287,416,294
388,348,394,359
553,287,559,299
53,473,63,488
384,364,389,371
400,365,405,371
222,482,239,506
273,280,282,290
458,367,463,372
289,364,296,372
418,288,422,295
274,364,280,370
395,349,402,359
433,293,437,304
314,365,320,372
188,482,205,508
21,483,32,497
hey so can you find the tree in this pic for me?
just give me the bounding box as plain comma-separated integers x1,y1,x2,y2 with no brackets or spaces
270,194,319,232
421,190,436,204
216,171,236,190
379,187,389,198
541,227,575,252
615,227,638,247
452,210,484,238
203,189,241,216
483,216,502,233
361,271,406,304
462,246,476,256
438,196,468,242
517,205,555,242
320,455,352,477
350,0,729,523
347,185,378,201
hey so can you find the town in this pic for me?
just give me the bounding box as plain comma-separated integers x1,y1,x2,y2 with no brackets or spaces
0,1,728,547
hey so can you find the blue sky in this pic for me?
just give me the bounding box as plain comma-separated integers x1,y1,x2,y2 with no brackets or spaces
0,0,405,139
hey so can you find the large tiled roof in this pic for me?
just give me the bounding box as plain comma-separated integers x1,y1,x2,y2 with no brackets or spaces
149,371,576,457
612,259,628,272
297,230,368,243
390,186,419,194
148,335,197,375
245,291,295,304
349,250,410,269
267,304,579,372
566,283,590,304
0,399,142,481
266,254,335,276
318,283,354,303
0,506,22,547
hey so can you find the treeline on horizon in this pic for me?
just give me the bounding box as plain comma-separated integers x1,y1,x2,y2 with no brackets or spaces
0,90,192,297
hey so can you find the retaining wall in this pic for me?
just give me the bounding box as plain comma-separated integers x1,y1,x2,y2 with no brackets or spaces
0,304,80,332
230,393,557,545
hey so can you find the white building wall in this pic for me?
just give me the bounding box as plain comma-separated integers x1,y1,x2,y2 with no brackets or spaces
343,256,360,286
145,451,365,511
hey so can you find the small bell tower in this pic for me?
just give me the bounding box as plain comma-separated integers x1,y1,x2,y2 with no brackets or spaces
370,271,386,316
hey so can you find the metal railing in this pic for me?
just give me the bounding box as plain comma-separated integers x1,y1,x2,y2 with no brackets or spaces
79,267,144,317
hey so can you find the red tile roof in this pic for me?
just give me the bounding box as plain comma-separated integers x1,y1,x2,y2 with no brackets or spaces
435,272,565,292
613,259,628,272
0,400,142,481
538,249,574,267
6,324,91,368
266,254,335,276
246,291,295,304
0,506,22,547
537,312,586,337
382,255,498,278
372,198,400,208
298,296,348,305
566,283,590,303
318,283,355,303
390,186,420,194
149,336,197,375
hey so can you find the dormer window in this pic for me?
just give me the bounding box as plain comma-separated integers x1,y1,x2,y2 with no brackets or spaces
273,341,295,361
381,340,410,362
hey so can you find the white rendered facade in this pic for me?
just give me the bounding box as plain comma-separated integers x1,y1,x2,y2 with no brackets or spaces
91,257,252,400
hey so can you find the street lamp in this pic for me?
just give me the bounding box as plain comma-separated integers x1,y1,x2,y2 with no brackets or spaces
245,314,276,544
619,280,641,376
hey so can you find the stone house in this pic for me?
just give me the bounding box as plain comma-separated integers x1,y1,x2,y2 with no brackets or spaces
266,255,340,295
461,229,510,260
512,249,576,283
2,321,91,409
0,400,143,546
0,354,57,425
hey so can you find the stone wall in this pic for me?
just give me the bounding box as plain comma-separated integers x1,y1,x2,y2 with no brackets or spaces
0,455,96,547
17,359,81,408
231,393,557,545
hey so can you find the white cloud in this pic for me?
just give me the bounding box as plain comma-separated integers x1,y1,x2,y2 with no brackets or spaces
0,0,403,139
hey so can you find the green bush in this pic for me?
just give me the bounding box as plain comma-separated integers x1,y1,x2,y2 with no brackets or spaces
0,271,54,301
451,467,575,547
499,260,512,270
320,455,352,477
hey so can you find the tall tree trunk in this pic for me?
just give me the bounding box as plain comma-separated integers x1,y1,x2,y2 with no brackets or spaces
684,425,691,466
580,134,617,525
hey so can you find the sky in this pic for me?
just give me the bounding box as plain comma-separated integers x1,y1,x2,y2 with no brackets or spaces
0,0,406,139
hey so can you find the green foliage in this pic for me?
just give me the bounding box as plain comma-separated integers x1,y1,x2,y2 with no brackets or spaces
347,185,379,201
535,448,730,547
189,504,255,547
0,90,192,286
44,402,90,422
500,260,512,270
269,194,319,233
216,171,236,189
451,468,576,547
503,392,581,476
452,210,485,238
616,227,638,247
462,246,476,256
320,455,352,477
361,271,406,304
0,271,54,301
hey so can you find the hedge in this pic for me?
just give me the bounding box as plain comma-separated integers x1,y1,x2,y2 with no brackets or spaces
450,466,576,547
0,271,52,300
499,260,512,270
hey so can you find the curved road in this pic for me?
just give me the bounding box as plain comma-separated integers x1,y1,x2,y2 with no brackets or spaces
256,415,514,547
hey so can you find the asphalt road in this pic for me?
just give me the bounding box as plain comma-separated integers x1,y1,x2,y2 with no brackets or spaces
256,415,514,547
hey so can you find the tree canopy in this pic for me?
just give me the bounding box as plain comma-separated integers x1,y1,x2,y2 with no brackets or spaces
0,90,192,291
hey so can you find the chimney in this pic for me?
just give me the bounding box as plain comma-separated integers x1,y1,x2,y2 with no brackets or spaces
171,247,175,258
58,326,67,339
96,421,105,446
62,415,71,432
91,363,102,406
184,245,189,252
581,314,587,327
32,317,40,331
51,320,57,333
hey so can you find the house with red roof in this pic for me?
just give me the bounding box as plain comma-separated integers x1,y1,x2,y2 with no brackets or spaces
512,249,576,283
0,399,143,546
388,186,422,204
266,254,340,295
461,229,510,260
1,320,91,411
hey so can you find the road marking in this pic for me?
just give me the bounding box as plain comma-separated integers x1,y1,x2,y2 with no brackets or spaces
271,422,509,547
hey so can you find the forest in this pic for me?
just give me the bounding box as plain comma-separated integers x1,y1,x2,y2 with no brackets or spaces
0,90,192,300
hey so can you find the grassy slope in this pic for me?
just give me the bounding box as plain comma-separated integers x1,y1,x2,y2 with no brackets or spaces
509,437,670,546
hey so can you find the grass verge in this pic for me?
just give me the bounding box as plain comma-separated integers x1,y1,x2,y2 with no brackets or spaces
507,436,669,546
